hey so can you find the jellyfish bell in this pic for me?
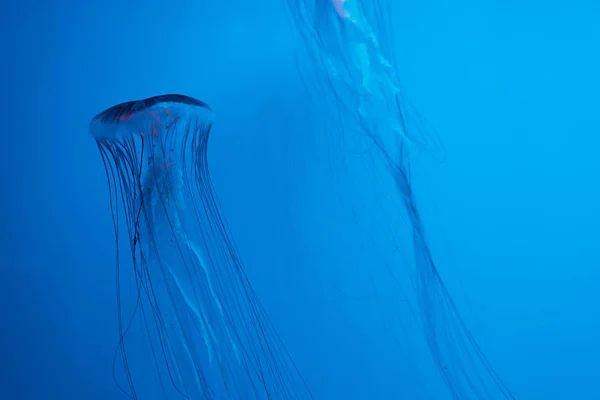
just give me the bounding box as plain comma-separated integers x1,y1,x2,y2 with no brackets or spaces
331,0,350,19
90,95,210,190
90,94,313,399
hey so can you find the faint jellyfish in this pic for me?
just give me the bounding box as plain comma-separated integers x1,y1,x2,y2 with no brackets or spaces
90,94,313,399
287,2,516,399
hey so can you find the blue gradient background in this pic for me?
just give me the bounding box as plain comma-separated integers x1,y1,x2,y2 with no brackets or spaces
1,0,599,399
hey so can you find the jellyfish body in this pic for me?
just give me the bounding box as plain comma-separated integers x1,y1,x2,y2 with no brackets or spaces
91,94,312,399
288,2,515,399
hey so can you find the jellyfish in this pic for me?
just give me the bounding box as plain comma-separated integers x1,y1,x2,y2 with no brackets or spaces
90,94,313,399
287,1,516,399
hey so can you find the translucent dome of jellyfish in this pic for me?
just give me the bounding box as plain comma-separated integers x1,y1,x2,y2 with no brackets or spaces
286,1,516,399
90,94,313,400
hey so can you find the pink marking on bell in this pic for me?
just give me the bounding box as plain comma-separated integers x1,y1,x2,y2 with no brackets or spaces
119,112,134,121
332,0,350,19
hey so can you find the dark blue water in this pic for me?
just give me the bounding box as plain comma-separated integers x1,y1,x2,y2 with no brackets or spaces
2,0,599,399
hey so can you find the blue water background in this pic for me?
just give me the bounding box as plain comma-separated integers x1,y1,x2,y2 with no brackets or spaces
1,0,599,398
